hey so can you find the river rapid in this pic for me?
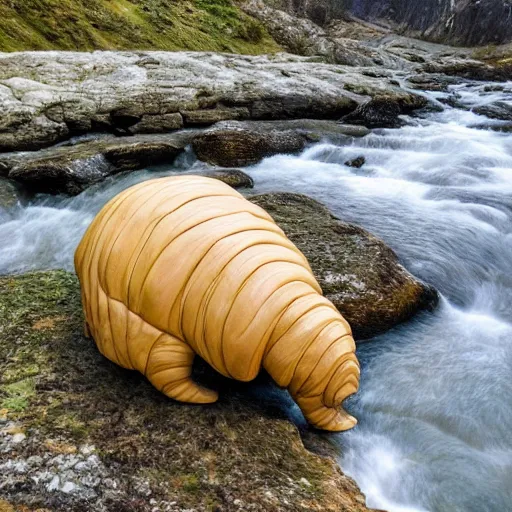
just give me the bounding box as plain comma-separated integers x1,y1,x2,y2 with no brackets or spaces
1,82,511,512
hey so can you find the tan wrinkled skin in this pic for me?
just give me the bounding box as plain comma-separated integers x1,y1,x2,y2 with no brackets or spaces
75,176,360,431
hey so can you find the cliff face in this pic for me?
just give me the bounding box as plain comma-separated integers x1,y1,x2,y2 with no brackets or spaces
270,0,512,46
349,0,512,46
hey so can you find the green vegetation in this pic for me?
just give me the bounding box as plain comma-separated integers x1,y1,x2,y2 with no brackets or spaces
0,271,356,510
1,378,35,411
0,0,280,53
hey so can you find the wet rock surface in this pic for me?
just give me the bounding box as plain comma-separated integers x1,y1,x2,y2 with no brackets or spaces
0,51,427,152
193,129,308,167
0,177,21,210
1,133,196,195
199,169,255,189
0,271,374,512
249,193,438,339
472,101,512,121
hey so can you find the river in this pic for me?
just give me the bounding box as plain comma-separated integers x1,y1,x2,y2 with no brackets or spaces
1,82,511,512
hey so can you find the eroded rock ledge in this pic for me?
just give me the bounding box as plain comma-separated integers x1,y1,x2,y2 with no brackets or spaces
0,51,427,152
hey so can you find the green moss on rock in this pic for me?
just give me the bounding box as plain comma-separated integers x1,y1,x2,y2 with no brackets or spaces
0,271,371,511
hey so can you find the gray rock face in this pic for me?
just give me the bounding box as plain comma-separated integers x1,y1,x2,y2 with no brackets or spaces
0,177,21,209
274,0,512,46
0,51,426,152
249,193,438,339
3,133,195,195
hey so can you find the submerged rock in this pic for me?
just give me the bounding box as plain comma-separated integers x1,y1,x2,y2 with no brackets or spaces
250,193,438,339
0,271,373,512
345,156,366,168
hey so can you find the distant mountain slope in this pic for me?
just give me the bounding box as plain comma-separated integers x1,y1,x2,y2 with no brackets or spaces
269,0,512,46
0,0,280,53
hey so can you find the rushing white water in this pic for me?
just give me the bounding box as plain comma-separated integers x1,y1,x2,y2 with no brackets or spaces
1,81,512,511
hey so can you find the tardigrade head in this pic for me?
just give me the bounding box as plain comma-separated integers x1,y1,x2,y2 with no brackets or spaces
263,293,360,432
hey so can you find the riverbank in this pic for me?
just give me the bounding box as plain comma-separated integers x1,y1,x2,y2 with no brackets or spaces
0,4,511,509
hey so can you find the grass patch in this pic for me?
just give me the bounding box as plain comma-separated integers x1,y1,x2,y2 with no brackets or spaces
1,379,36,412
0,270,364,510
0,0,280,53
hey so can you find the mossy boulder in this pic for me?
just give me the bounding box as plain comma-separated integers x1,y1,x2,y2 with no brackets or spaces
249,193,438,339
192,129,308,167
0,271,373,512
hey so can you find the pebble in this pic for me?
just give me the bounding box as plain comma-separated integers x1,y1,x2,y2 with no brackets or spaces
299,477,311,487
11,433,26,444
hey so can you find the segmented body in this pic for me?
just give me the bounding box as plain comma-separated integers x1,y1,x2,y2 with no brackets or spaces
75,176,360,431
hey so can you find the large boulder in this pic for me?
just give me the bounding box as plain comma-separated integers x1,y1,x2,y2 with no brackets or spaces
0,271,373,512
250,193,438,339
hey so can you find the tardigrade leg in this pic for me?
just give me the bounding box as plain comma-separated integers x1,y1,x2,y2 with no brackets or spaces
145,334,218,404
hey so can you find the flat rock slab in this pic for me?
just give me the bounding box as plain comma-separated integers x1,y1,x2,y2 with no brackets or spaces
1,132,198,195
250,193,438,339
0,120,369,195
0,51,426,152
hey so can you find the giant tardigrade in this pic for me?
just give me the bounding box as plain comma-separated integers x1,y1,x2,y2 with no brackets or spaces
75,176,360,431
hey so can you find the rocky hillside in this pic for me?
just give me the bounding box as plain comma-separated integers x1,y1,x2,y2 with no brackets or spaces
268,0,512,46
0,0,280,53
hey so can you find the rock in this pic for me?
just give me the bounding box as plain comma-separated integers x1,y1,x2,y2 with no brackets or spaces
294,0,512,46
242,0,405,68
0,270,373,511
0,178,21,209
469,122,512,133
342,94,429,128
192,129,307,167
0,51,427,151
472,102,512,121
182,108,250,126
3,133,196,195
129,113,184,134
249,193,438,339
345,156,365,168
422,59,512,82
199,169,254,189
406,73,463,92
211,119,371,140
